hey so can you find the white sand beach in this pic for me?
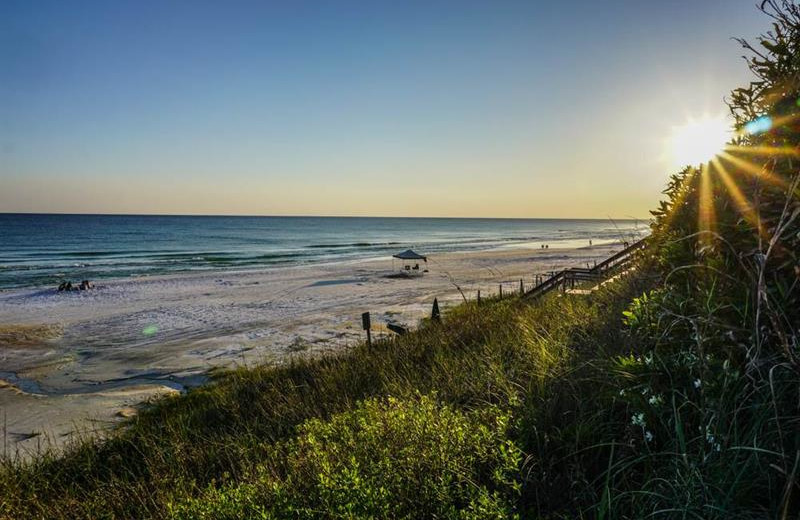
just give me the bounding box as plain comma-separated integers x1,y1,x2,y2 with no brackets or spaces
0,242,623,457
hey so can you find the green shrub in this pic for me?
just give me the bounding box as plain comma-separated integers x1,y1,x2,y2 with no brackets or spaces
169,394,521,520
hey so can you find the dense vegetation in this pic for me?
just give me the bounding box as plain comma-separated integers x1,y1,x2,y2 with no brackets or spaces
1,2,799,518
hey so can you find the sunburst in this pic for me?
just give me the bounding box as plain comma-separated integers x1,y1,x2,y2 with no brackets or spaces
664,113,789,245
668,114,732,168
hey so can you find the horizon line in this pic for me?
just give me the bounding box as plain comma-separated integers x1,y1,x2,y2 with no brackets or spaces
0,211,649,221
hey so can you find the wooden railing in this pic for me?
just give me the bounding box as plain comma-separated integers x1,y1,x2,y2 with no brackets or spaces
522,238,647,301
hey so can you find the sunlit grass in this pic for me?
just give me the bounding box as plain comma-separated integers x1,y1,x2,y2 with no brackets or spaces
709,157,766,238
698,162,717,246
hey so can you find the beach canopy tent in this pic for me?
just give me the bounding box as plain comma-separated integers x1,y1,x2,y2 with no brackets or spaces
392,249,428,274
392,249,427,261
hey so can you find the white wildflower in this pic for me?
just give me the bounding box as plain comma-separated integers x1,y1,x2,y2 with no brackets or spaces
648,394,664,407
693,379,702,389
644,430,654,442
631,413,646,427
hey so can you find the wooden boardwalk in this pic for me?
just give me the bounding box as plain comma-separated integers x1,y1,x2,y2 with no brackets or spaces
522,238,647,301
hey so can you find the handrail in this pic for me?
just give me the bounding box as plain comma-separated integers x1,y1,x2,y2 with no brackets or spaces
522,238,647,301
590,238,647,273
524,270,566,299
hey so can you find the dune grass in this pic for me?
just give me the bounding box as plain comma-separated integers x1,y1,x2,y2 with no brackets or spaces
0,276,652,518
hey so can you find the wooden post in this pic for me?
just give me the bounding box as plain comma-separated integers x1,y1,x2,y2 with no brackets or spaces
499,284,503,298
431,298,441,322
520,279,524,295
477,289,481,305
361,312,372,348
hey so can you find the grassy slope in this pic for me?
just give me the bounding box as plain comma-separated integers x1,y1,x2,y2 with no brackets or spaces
0,273,653,519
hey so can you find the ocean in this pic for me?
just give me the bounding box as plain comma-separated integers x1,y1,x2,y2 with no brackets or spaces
0,214,647,290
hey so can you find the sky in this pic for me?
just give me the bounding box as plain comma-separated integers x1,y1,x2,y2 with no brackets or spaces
0,1,770,218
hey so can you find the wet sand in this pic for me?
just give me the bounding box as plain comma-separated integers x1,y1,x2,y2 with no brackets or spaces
0,242,622,457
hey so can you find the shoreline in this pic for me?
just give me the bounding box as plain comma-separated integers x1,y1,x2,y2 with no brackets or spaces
0,234,634,293
0,241,625,457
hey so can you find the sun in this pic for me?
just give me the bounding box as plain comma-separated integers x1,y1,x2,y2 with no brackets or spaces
669,114,731,168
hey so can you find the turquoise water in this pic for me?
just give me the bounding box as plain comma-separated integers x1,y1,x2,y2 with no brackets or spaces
0,214,646,289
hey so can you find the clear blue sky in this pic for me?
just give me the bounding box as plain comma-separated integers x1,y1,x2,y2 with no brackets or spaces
0,1,768,217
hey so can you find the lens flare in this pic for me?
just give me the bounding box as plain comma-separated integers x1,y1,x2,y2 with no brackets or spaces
142,325,158,336
743,116,772,135
669,114,731,168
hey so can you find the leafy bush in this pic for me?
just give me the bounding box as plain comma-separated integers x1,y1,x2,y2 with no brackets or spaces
606,4,800,515
169,394,521,520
